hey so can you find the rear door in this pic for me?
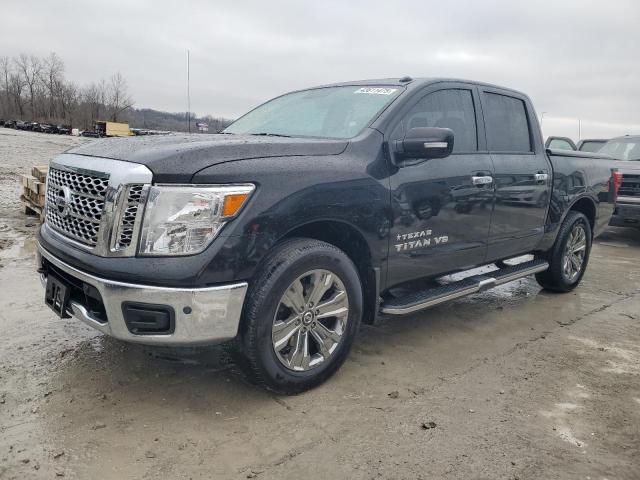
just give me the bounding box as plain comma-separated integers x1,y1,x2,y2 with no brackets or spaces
386,83,495,286
479,88,551,260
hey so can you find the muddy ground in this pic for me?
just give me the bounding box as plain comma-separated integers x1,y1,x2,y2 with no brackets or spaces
0,127,639,480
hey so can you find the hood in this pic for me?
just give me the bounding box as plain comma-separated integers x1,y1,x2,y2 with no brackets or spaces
615,161,640,171
67,133,348,182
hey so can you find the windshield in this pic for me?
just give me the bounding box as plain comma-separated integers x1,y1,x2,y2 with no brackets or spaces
599,138,640,161
223,86,402,139
579,141,605,153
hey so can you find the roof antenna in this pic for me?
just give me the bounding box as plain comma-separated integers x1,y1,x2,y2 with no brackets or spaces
399,76,413,83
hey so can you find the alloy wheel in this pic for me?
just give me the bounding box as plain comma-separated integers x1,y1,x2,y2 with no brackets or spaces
562,224,587,282
272,269,349,372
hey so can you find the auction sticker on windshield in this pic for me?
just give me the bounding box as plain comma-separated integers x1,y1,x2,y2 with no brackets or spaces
354,87,398,95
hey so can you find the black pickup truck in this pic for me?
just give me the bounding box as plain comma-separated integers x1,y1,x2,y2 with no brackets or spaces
37,78,617,393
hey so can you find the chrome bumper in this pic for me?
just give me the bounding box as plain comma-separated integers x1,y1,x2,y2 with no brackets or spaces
37,243,248,345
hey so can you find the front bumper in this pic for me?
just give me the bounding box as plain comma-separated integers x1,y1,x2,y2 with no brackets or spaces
610,199,640,227
37,243,248,345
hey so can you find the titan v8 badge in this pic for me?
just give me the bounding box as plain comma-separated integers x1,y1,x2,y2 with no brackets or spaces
394,229,448,252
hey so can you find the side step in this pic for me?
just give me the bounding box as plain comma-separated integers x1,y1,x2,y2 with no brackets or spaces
380,259,549,316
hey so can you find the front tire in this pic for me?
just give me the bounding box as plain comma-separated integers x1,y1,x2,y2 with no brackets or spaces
536,211,592,292
236,238,363,394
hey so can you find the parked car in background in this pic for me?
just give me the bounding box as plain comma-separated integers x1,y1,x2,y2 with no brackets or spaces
80,130,101,138
545,136,576,151
577,139,608,153
15,120,27,130
600,136,640,228
57,124,71,135
39,123,58,134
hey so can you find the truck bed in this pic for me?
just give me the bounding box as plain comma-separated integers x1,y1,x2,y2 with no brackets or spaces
545,148,616,239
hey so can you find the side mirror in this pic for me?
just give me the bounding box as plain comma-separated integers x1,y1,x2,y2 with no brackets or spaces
394,127,454,162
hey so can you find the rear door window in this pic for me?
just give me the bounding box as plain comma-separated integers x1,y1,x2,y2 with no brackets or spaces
483,93,532,152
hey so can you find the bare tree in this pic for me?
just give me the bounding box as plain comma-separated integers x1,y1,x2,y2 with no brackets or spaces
15,54,42,118
60,81,79,124
82,80,107,125
0,56,11,117
107,72,133,122
0,51,233,131
9,72,26,117
42,52,64,119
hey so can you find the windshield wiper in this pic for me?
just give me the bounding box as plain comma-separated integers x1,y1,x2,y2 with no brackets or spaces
250,132,292,138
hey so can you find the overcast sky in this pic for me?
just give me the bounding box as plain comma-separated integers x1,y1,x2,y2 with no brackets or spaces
2,0,639,139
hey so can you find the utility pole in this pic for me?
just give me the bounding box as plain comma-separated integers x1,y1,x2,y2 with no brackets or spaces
540,112,547,138
540,112,547,124
578,118,581,140
187,49,191,133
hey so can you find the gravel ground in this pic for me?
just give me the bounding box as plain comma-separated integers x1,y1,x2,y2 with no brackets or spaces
0,127,639,480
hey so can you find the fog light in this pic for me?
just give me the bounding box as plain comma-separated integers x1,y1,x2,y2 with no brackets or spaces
121,302,175,335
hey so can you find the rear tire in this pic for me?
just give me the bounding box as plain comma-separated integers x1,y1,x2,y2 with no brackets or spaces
535,211,592,292
236,238,363,394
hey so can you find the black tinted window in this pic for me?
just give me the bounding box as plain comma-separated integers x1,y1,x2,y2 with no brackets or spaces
404,89,478,152
483,93,531,152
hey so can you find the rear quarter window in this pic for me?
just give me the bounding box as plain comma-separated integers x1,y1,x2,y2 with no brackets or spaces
483,93,532,152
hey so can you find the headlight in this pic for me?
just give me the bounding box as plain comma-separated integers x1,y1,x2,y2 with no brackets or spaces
138,184,255,256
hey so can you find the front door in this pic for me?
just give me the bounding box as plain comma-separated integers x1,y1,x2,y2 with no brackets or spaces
478,88,552,260
386,85,495,287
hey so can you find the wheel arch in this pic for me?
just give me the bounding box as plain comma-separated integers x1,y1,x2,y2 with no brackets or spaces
280,220,379,325
567,195,596,235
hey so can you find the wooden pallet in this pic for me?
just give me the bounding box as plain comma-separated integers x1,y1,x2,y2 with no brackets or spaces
32,165,48,182
21,194,45,222
20,165,48,223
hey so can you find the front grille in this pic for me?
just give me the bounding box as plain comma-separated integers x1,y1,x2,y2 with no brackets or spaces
46,167,110,247
619,174,640,198
114,184,145,250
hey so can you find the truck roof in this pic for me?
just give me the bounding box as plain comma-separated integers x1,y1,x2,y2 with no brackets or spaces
316,77,528,97
609,135,640,141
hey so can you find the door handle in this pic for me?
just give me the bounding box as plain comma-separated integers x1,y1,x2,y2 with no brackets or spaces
534,173,549,182
472,175,493,186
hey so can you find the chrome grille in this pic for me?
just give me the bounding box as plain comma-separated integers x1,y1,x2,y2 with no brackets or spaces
48,167,109,197
619,174,640,198
46,167,109,247
114,185,145,250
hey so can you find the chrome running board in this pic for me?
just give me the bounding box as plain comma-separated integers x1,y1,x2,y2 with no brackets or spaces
380,259,549,316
